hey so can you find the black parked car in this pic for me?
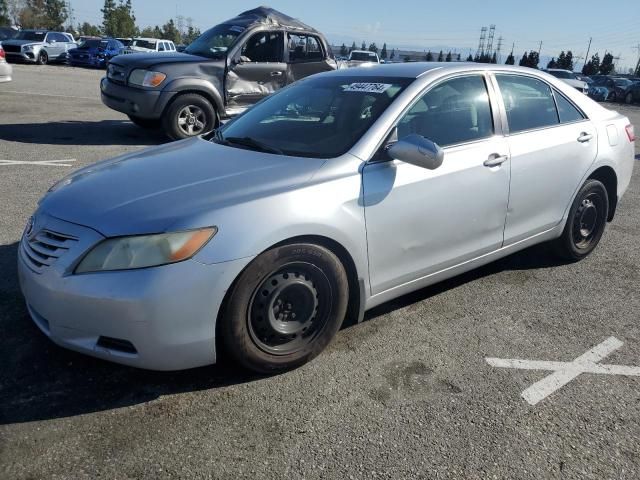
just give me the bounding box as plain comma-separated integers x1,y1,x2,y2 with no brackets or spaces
100,7,337,139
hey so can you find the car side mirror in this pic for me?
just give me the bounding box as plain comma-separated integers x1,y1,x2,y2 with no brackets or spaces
49,39,56,44
387,134,444,170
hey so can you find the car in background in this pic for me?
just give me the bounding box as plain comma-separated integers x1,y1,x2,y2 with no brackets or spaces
122,38,176,54
22,63,635,373
101,7,337,139
0,46,12,82
2,29,76,64
574,73,592,84
0,27,19,42
587,76,633,102
68,38,124,68
340,49,380,68
116,37,133,47
609,77,638,104
622,81,640,104
546,69,589,94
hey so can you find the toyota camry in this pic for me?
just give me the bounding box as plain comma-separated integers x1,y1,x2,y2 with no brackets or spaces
18,63,636,373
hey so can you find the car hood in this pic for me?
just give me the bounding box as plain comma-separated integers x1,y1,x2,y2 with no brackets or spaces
110,52,209,68
560,78,587,89
2,39,42,47
39,138,326,237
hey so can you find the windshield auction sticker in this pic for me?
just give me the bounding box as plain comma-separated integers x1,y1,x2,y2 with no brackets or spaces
343,83,392,94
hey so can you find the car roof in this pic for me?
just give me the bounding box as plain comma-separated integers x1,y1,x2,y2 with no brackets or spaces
547,68,573,73
328,62,557,79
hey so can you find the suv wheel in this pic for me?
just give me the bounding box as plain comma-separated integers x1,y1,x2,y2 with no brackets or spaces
163,93,217,140
128,115,161,129
36,51,48,65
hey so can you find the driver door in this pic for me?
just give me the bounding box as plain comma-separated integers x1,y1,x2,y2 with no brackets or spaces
226,30,287,110
44,33,64,57
362,74,511,294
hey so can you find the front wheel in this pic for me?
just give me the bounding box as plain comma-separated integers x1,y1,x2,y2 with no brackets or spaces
553,179,609,261
220,243,349,374
162,93,216,140
36,51,48,65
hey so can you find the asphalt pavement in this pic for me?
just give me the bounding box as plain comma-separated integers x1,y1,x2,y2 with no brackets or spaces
1,64,640,479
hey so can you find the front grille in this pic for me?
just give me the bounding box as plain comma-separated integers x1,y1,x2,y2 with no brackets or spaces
3,44,21,53
21,229,78,273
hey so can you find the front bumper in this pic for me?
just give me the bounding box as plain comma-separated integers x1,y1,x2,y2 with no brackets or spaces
70,55,106,67
6,51,36,63
100,77,175,119
18,213,253,370
0,61,12,82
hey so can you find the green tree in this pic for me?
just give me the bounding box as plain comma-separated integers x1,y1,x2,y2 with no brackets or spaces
491,52,497,64
505,52,515,65
361,41,366,50
0,0,10,25
564,51,574,71
527,51,539,68
77,22,102,36
350,41,356,53
340,43,347,56
437,50,443,62
466,54,474,62
445,51,452,62
20,0,68,29
425,51,434,61
599,52,615,75
556,51,566,69
368,42,377,53
380,42,387,60
389,48,395,60
102,0,137,38
582,53,600,75
518,51,528,66
547,57,557,69
161,18,180,43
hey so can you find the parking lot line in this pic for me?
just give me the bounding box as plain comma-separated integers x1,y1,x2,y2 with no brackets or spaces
0,90,98,101
0,159,76,167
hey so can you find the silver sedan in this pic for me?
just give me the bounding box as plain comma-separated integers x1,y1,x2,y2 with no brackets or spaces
19,63,636,373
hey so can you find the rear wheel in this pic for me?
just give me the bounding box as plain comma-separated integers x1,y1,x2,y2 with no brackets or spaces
220,243,349,374
607,90,617,102
128,115,161,129
162,93,217,140
36,51,48,65
625,92,633,105
553,179,609,261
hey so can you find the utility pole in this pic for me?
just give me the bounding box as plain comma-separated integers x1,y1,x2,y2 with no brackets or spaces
476,27,487,58
496,36,503,63
633,44,640,75
584,37,592,71
537,41,542,57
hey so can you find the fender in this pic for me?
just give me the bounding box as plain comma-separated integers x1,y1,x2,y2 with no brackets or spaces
162,77,225,114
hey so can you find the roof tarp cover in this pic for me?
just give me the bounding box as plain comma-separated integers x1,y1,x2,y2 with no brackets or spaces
223,6,318,33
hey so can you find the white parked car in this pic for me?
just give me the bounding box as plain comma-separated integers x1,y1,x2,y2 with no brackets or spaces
546,69,589,94
123,38,177,54
340,49,380,69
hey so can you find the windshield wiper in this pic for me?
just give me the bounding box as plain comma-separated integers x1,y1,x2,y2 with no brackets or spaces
221,136,284,155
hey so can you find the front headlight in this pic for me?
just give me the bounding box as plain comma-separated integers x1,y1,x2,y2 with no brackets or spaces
128,69,167,87
23,45,33,51
75,227,217,273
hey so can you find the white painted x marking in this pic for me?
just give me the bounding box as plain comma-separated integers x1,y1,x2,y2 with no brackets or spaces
0,159,76,167
486,337,640,405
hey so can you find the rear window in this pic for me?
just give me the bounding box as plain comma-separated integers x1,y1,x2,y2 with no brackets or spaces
351,51,377,61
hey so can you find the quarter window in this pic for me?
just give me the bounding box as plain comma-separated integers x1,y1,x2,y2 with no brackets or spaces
287,34,323,62
495,74,559,133
397,75,494,147
553,89,585,123
241,31,284,63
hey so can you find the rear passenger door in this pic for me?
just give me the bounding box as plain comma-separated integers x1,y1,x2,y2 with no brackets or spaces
44,33,65,58
286,33,334,83
493,74,598,244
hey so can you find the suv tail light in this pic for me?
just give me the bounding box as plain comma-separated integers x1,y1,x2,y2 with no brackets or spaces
0,47,5,60
626,124,636,142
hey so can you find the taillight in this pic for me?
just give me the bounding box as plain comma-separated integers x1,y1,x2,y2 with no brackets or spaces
0,47,5,60
626,124,636,142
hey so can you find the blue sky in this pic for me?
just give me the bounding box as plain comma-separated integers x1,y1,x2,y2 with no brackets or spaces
71,0,640,71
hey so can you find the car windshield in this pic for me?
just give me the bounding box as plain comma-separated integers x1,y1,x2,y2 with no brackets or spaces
184,24,242,58
351,51,376,61
215,75,412,158
548,70,573,79
16,31,46,41
133,39,156,49
0,28,18,40
79,40,106,49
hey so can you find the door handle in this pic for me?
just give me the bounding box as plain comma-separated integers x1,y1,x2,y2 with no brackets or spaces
270,71,283,77
483,154,509,168
577,132,593,143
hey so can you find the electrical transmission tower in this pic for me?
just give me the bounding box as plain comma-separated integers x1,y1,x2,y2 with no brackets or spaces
486,25,496,57
476,27,487,58
496,36,503,62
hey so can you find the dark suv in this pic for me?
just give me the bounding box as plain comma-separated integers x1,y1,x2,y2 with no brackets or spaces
100,7,337,139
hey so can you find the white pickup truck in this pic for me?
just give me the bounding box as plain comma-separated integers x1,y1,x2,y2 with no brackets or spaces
340,50,380,69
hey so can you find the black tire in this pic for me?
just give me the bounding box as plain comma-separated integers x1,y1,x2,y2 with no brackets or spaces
36,51,48,65
554,179,609,261
162,93,216,140
127,115,161,129
625,92,633,105
607,91,617,102
220,243,349,374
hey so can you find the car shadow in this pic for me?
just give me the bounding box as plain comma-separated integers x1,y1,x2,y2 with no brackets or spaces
0,120,167,146
0,241,568,425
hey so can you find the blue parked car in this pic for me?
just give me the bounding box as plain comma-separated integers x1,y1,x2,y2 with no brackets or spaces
68,38,124,68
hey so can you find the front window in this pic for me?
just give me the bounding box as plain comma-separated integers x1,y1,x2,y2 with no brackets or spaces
78,40,106,50
351,51,377,61
288,34,323,62
216,75,412,158
16,31,46,42
132,39,157,50
184,24,242,59
241,31,283,62
614,78,632,87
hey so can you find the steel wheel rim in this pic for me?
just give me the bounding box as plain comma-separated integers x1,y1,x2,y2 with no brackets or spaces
177,105,206,136
247,262,333,355
572,192,605,250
